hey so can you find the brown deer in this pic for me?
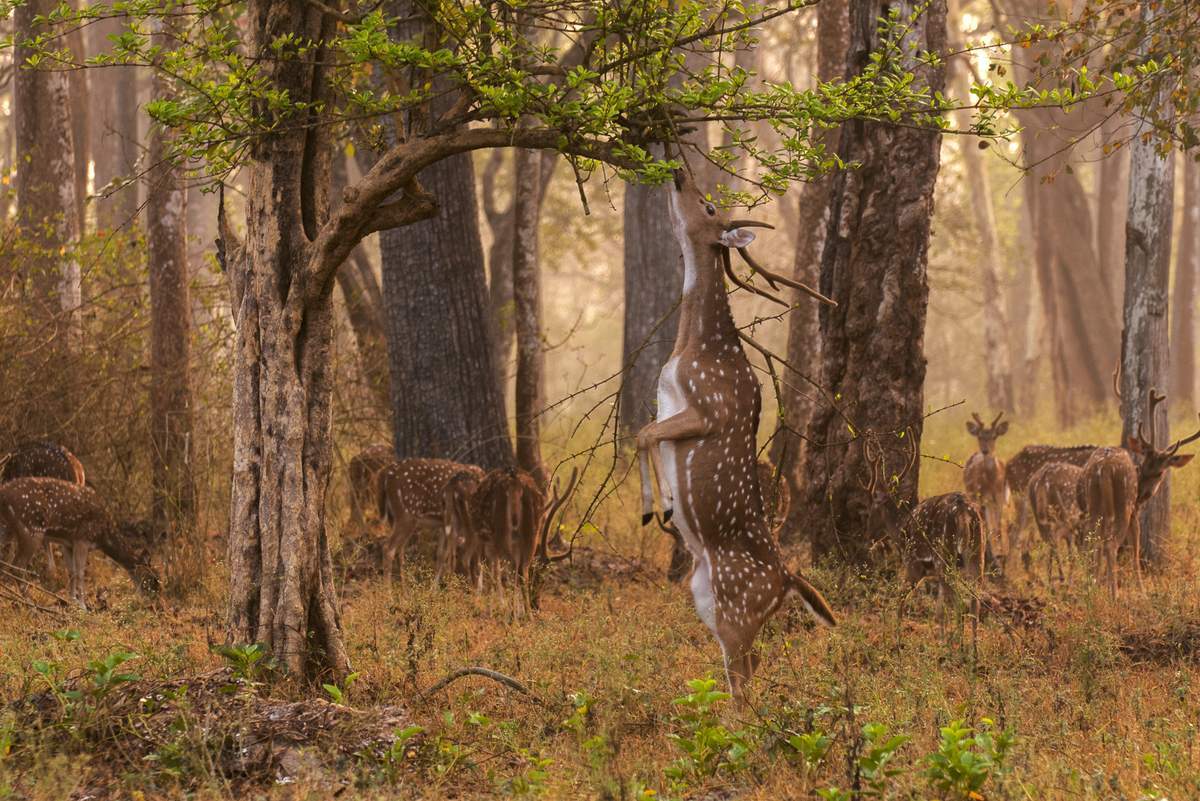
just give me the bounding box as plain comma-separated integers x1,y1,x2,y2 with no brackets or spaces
346,443,394,533
963,412,1008,564
2,441,88,574
1027,462,1084,584
635,167,836,704
1080,388,1200,597
1005,444,1097,568
864,434,987,619
661,458,791,584
439,470,482,584
377,458,484,582
0,478,162,607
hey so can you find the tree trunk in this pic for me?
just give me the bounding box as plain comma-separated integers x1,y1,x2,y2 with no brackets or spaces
800,0,946,565
225,0,348,678
481,149,517,393
618,179,683,433
336,249,392,414
1120,0,1174,564
65,6,89,235
1171,157,1198,404
89,18,141,231
380,153,513,468
1097,115,1129,320
14,0,82,436
771,0,848,545
946,0,1013,412
147,25,197,555
512,146,546,482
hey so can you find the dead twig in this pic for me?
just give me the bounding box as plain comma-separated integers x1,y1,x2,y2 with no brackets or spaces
417,667,533,703
0,560,75,606
0,583,68,618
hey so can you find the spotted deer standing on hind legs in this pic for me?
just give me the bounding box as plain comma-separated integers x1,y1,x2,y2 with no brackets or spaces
636,166,836,706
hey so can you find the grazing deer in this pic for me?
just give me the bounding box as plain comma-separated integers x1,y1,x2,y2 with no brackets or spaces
2,441,87,575
1026,462,1084,584
440,470,482,584
635,167,836,704
1005,443,1097,568
963,412,1008,561
346,443,394,533
377,458,484,582
2,440,86,485
1080,388,1200,597
0,478,162,607
661,458,791,584
864,434,986,618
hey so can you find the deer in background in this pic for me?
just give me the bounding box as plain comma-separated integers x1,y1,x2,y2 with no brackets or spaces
377,458,484,582
635,166,836,704
1080,388,1200,597
865,433,986,620
1005,443,1097,569
963,412,1008,569
0,478,162,607
346,443,394,533
1027,462,1084,584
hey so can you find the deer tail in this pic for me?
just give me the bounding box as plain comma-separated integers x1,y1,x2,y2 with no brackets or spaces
786,571,836,627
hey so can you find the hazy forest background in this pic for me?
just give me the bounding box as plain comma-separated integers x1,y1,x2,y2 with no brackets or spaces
2,0,1200,797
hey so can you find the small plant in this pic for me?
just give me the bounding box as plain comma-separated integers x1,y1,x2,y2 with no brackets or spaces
85,650,140,701
211,642,270,682
500,749,553,798
858,722,910,796
322,671,360,705
377,724,425,784
924,718,1016,800
665,678,755,787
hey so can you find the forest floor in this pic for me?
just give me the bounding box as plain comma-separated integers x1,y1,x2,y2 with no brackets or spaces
3,415,1200,800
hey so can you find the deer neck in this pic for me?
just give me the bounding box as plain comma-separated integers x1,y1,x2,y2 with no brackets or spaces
674,244,737,355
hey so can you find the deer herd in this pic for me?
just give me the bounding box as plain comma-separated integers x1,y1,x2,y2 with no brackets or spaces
1,166,1198,706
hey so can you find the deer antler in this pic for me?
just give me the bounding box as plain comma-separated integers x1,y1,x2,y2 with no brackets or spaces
899,427,919,483
1166,413,1200,456
971,412,984,427
721,248,789,307
1112,361,1123,402
539,467,579,561
861,436,882,496
735,247,837,306
991,411,1005,427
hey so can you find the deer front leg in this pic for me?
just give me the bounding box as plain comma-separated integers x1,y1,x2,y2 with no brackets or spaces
68,540,90,610
636,408,711,525
636,439,656,525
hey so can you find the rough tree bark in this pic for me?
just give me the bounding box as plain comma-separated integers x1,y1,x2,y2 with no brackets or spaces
512,146,546,482
771,0,848,545
223,0,349,678
146,26,197,542
1119,0,1174,564
380,153,513,468
481,149,517,393
1170,157,1198,404
800,0,946,565
947,0,1013,412
14,0,82,436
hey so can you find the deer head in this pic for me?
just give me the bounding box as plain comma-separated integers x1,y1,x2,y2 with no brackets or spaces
862,429,920,541
966,412,1008,456
106,520,166,595
1123,388,1200,504
667,167,835,306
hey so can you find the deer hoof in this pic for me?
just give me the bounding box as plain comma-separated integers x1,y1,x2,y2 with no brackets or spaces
662,508,673,524
641,512,654,526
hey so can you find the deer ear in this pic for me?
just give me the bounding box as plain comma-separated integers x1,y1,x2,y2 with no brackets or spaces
1126,435,1144,453
995,421,1009,436
966,421,980,436
1168,453,1194,468
719,228,756,249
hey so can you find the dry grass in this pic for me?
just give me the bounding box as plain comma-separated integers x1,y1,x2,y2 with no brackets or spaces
3,412,1200,800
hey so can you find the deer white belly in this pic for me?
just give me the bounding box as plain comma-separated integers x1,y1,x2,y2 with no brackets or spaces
690,550,719,636
657,356,704,558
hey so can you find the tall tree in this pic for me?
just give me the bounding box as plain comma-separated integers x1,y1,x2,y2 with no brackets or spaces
800,0,947,565
380,152,513,469
771,0,848,545
512,145,546,482
619,175,682,433
14,0,82,436
1171,156,1199,404
146,24,196,543
946,0,1013,412
1119,0,1175,564
1096,115,1129,318
481,149,517,393
90,18,140,231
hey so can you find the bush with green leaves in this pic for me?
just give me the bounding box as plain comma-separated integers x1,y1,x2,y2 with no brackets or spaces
923,718,1016,800
664,678,755,789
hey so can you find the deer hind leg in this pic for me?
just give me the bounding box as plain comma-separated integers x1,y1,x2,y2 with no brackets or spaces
68,541,90,609
637,436,657,525
382,513,415,583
